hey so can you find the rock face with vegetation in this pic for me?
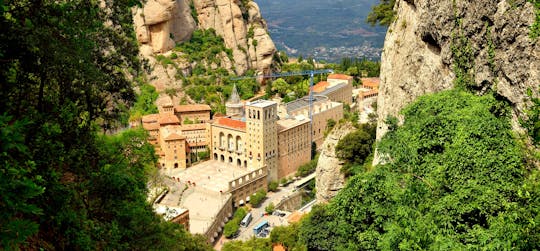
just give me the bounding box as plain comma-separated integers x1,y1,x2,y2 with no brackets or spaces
133,0,275,77
376,0,539,140
133,0,197,54
193,0,276,75
132,0,276,103
315,122,356,204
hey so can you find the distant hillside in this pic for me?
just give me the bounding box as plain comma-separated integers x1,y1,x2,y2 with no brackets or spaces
257,0,386,62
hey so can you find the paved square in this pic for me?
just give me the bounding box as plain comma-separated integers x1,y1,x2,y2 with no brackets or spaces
167,160,254,193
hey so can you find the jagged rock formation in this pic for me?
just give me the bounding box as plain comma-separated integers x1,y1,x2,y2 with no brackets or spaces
133,0,197,54
193,0,276,75
132,0,276,100
315,122,356,203
133,0,275,73
376,0,539,141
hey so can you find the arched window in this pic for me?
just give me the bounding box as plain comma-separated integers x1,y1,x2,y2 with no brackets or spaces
236,136,242,151
228,134,234,150
219,132,225,148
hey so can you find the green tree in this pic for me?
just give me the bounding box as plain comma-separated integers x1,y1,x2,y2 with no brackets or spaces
224,208,247,238
271,78,290,97
268,181,279,192
296,155,319,177
265,203,275,214
367,0,396,27
0,0,212,249
222,237,272,251
335,123,376,176
270,223,306,251
250,189,267,207
300,90,540,250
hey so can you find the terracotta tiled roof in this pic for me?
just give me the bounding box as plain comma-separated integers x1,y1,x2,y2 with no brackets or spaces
180,123,207,131
312,81,329,93
142,122,160,131
361,77,380,88
328,74,353,80
273,244,286,251
215,117,246,130
142,114,159,123
174,104,211,113
187,141,208,147
360,89,378,97
158,114,180,125
164,132,185,141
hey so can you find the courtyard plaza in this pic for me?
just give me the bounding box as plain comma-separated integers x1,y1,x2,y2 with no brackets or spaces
167,160,255,194
159,160,257,237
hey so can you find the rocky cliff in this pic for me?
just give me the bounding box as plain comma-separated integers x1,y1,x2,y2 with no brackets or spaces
194,0,276,76
133,0,275,90
376,0,539,140
315,122,356,204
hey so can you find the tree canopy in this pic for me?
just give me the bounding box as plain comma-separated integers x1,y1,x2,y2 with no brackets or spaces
0,0,211,249
299,90,540,250
367,0,396,27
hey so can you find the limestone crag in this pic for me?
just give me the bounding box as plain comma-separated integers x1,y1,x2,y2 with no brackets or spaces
376,0,539,141
194,0,276,75
133,0,196,54
132,0,275,101
315,122,356,204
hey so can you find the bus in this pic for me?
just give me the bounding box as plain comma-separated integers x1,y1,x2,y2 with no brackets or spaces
240,213,252,227
253,220,269,235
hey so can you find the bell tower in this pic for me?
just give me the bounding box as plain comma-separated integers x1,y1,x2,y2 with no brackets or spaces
245,100,278,181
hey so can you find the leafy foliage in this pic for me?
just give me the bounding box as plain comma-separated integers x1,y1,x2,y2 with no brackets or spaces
129,83,159,122
295,155,319,177
521,88,540,144
268,181,279,192
250,189,267,207
335,123,376,176
0,0,211,249
300,90,540,250
270,223,306,251
451,24,476,90
224,207,248,238
265,203,275,214
367,0,396,27
222,237,272,251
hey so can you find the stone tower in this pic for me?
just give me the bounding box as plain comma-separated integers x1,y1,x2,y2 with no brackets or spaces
225,84,244,117
246,100,278,181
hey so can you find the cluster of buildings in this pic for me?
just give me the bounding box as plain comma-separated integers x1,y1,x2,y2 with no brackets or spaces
143,74,379,242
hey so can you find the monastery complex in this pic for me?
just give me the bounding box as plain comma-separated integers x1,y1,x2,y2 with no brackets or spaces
145,74,379,242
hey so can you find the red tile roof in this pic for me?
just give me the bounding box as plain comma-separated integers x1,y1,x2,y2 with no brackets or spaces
164,132,185,141
215,117,246,130
361,77,380,88
313,81,329,93
273,244,286,251
174,104,211,113
328,74,353,80
181,123,207,131
142,122,160,131
360,89,378,97
142,114,159,123
158,114,180,125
